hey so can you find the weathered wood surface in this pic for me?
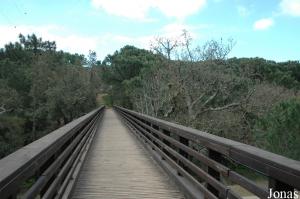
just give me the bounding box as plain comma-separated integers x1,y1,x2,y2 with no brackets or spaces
115,106,300,199
0,107,102,199
71,109,184,199
115,106,300,188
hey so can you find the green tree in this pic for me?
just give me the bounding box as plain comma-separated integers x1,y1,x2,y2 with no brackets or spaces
102,45,160,107
0,33,101,157
87,50,97,67
0,116,24,158
255,99,300,160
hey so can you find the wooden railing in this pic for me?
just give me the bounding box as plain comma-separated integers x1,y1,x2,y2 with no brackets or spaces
0,106,105,199
115,106,300,199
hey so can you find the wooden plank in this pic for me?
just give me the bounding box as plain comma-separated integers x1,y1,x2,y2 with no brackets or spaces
0,108,103,199
71,109,184,199
121,113,211,199
119,109,230,176
115,106,300,190
230,146,300,189
228,171,268,198
122,114,227,196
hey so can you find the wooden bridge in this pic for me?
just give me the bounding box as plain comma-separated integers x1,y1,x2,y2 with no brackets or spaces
0,106,299,199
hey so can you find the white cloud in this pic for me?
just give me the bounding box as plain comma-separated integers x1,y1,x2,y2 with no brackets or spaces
161,23,193,38
91,0,206,20
0,25,99,55
91,0,152,20
154,0,206,19
253,18,274,30
0,24,155,60
111,34,153,49
237,5,250,17
56,35,99,55
0,22,204,61
280,0,300,16
0,25,57,48
107,23,202,52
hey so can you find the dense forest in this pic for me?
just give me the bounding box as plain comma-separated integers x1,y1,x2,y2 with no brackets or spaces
0,34,102,158
101,32,300,160
1,32,299,160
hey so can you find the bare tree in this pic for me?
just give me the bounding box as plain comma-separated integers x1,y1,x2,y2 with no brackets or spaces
180,30,194,61
150,36,179,60
195,38,236,62
146,31,245,125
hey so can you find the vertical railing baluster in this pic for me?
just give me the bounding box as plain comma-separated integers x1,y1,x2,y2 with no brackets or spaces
159,128,171,160
207,149,225,199
148,123,155,150
178,135,189,176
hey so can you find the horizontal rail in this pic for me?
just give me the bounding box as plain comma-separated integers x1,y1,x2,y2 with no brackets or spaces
0,106,105,199
115,106,300,199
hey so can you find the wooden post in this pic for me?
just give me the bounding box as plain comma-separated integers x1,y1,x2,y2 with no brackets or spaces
207,149,224,198
178,136,189,176
150,123,158,150
160,128,171,160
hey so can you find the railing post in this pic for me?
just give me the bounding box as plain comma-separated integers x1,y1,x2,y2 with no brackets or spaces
179,136,189,159
116,107,300,199
140,119,149,144
207,149,224,198
150,123,158,150
178,136,189,176
160,128,171,160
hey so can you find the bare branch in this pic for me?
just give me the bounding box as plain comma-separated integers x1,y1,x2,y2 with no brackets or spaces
151,36,179,60
207,102,240,111
196,38,235,61
0,104,7,115
181,30,194,61
191,93,206,107
196,102,240,117
202,90,218,107
245,88,255,103
164,106,175,118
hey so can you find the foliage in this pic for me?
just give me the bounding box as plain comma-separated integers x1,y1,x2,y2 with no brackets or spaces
227,57,300,89
0,34,100,158
1,31,300,161
101,45,161,107
101,31,300,160
255,99,300,160
0,116,24,157
102,94,113,107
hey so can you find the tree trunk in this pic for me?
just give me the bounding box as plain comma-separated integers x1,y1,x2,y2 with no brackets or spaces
185,93,196,121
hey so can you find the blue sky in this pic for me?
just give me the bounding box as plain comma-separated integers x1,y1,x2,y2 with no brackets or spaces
0,0,299,61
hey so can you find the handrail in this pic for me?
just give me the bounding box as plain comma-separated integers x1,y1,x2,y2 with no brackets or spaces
115,106,300,199
0,106,105,199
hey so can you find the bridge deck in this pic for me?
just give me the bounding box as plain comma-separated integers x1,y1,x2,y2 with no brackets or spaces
71,109,184,199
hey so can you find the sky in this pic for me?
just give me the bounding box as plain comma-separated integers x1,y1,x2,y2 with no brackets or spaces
0,0,299,61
